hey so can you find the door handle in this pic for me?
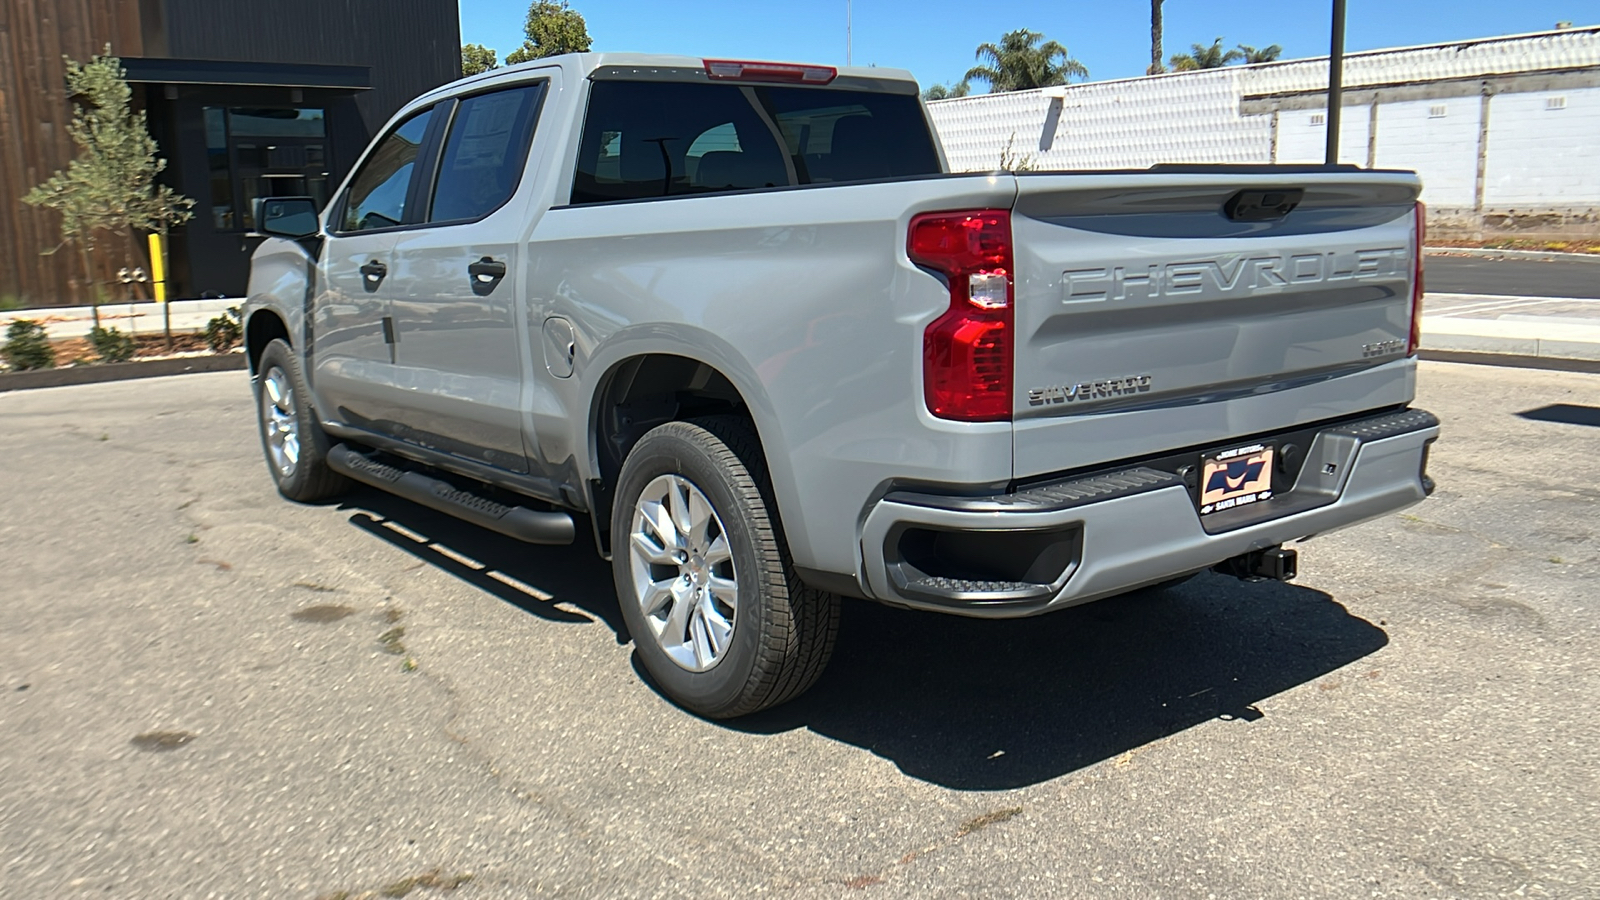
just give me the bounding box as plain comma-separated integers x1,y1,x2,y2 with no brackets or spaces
359,260,387,292
468,257,507,296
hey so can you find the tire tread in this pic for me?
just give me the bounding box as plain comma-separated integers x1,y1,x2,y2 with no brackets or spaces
645,415,839,717
258,338,349,503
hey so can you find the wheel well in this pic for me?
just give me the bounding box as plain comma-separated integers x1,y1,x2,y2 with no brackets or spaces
245,310,291,375
590,354,754,551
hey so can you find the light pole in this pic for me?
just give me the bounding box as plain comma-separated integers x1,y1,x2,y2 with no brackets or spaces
1326,0,1347,166
847,0,852,66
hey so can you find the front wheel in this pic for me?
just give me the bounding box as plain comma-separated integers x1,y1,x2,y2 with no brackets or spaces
254,338,349,502
612,417,839,718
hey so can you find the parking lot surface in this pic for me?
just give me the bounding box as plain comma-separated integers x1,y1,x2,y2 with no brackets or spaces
2,363,1596,899
1426,255,1600,300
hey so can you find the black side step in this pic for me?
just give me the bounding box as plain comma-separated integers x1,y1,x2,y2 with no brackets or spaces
328,444,575,546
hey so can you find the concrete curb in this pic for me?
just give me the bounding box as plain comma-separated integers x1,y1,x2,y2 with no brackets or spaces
1425,247,1600,263
1419,349,1600,374
0,352,247,392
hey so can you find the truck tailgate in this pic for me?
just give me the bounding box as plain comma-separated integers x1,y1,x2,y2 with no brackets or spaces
1009,171,1421,479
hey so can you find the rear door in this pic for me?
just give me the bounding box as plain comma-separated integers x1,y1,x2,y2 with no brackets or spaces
389,80,550,475
1008,171,1422,479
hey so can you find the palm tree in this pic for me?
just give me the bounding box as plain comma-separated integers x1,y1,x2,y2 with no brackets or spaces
964,29,1088,93
922,81,972,101
1169,38,1245,71
1149,1,1165,75
1236,43,1283,64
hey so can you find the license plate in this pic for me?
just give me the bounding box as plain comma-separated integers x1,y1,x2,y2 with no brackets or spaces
1198,442,1275,515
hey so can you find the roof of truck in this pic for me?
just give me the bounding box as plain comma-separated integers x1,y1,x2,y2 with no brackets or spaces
433,52,920,99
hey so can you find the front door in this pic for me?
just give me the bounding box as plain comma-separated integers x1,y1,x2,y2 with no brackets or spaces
310,106,439,434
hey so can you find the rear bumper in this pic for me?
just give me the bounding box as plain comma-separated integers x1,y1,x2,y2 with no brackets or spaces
857,408,1439,618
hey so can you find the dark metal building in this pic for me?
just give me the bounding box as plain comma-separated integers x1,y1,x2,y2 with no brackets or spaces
0,0,461,305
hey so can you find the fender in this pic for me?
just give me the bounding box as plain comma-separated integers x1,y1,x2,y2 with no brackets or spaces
578,324,817,567
242,235,317,372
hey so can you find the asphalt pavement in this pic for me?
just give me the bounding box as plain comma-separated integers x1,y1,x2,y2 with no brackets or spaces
1422,256,1600,363
1425,255,1599,299
2,367,1598,899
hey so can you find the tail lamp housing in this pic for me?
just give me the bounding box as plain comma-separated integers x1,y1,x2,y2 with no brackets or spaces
1410,201,1426,356
908,209,1014,422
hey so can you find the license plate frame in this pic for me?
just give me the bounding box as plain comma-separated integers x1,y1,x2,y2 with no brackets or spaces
1197,442,1276,516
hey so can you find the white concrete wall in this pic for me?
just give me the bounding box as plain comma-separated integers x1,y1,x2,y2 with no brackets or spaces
1373,98,1481,208
1483,87,1600,207
931,68,1272,172
928,26,1600,232
1273,106,1370,167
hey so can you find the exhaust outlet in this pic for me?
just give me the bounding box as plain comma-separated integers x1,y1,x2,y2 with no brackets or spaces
1214,547,1298,583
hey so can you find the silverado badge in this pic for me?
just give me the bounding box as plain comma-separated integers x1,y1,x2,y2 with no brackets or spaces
1027,374,1153,406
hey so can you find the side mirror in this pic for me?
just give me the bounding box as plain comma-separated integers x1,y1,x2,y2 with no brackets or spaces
256,197,320,239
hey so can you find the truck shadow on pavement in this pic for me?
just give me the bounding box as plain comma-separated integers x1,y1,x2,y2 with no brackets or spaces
339,487,629,639
732,580,1388,790
339,487,1387,791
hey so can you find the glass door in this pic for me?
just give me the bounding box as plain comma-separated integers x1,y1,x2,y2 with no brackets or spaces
204,107,332,232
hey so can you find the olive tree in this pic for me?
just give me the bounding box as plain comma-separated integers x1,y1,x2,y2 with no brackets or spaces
22,48,193,323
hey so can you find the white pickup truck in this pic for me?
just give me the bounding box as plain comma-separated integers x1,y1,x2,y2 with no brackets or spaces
242,53,1438,717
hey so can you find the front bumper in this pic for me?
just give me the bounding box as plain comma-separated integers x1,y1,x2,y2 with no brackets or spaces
858,408,1440,618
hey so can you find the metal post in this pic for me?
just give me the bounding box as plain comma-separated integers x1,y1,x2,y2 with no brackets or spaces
847,0,852,66
1326,0,1347,166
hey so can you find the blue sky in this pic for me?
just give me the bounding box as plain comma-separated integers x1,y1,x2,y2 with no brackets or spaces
459,1,1592,89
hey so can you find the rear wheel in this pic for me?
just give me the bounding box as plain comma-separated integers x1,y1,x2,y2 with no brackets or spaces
612,416,839,718
254,338,349,502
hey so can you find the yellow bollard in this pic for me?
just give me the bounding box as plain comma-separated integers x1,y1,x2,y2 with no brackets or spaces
147,232,166,302
149,232,172,351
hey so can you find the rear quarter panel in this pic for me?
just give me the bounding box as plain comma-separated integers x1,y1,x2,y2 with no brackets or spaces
530,175,1019,577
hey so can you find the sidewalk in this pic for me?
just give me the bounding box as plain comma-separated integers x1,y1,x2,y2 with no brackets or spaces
1421,293,1600,364
0,297,237,338
3,291,1595,370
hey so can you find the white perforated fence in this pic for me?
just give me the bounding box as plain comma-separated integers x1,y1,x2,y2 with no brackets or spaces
927,27,1600,237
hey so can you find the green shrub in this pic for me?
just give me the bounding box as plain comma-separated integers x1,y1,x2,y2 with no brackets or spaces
204,306,242,353
2,320,56,370
88,325,136,363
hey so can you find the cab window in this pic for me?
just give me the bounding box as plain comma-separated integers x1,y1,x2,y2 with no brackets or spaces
339,109,434,232
428,84,546,223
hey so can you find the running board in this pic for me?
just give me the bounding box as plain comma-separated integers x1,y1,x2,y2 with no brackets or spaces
328,444,575,545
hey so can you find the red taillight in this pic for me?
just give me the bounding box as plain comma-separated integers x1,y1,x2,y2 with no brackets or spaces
1410,201,1426,356
909,209,1014,422
703,60,837,84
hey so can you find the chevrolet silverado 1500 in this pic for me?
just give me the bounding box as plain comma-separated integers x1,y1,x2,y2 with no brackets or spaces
243,53,1438,717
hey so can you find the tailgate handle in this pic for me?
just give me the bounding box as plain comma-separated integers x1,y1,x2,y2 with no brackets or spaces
1224,188,1304,222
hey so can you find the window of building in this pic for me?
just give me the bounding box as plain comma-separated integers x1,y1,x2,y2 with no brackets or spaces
205,108,235,230
203,106,331,232
227,108,326,137
428,84,545,223
339,109,434,232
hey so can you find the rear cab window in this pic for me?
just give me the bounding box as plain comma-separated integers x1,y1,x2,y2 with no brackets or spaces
571,80,940,205
428,84,546,223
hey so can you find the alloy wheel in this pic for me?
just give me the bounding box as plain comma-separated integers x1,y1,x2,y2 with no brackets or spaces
628,474,739,672
261,366,300,478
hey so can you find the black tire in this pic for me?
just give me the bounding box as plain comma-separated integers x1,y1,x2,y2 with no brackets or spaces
611,416,839,718
254,338,349,503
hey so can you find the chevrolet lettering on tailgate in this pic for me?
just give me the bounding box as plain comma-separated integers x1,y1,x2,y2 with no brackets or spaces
1063,248,1406,303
